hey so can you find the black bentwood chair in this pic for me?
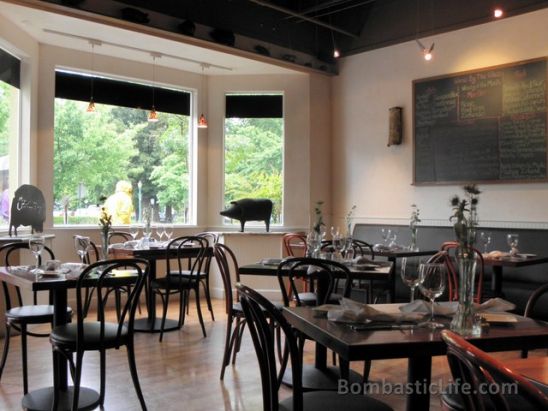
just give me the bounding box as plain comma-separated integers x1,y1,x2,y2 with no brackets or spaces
49,258,149,411
0,242,73,395
237,283,393,411
522,282,548,358
151,236,209,341
441,329,548,411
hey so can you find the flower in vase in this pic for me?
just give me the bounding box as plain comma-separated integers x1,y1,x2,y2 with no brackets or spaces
409,204,421,229
313,201,325,234
449,185,480,248
345,205,357,236
99,206,112,236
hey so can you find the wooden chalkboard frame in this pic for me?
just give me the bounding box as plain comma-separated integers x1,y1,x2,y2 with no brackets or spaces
413,57,548,186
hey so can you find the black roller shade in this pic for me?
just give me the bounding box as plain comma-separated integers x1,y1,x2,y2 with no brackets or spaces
55,70,190,116
0,47,20,89
225,94,283,118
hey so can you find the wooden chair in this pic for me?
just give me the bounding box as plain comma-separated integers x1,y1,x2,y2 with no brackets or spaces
151,236,208,341
282,233,307,257
237,283,394,411
50,258,149,410
0,242,72,395
108,230,132,245
522,283,548,358
436,242,484,303
441,329,548,411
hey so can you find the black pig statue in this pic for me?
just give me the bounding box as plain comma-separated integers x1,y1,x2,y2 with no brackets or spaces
9,184,46,236
220,198,273,232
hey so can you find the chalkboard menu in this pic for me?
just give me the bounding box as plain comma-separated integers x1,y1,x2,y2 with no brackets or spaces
413,58,547,185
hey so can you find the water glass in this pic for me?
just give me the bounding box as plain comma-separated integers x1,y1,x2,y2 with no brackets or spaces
381,228,390,245
387,230,398,249
401,256,422,302
164,223,174,241
479,231,492,254
74,235,91,263
129,223,141,241
29,235,45,276
418,263,446,329
157,224,166,242
507,233,519,256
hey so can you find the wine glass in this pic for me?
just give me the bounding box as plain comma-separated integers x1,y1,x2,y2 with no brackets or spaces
157,224,166,243
29,235,45,276
507,233,519,256
401,256,422,302
387,230,398,249
331,227,344,260
74,236,91,263
164,223,174,242
418,263,446,329
129,223,141,241
381,228,390,246
479,231,492,254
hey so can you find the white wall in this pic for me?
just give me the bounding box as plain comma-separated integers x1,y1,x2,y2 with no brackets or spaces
332,8,548,229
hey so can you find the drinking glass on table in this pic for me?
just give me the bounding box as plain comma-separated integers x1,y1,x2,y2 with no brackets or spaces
418,263,446,329
129,223,141,241
507,233,519,256
401,256,423,302
331,227,344,260
157,224,166,242
164,223,174,242
479,231,492,254
381,228,390,246
387,230,398,249
74,235,91,263
29,235,45,276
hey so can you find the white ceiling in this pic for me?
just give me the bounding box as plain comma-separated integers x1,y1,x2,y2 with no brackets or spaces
0,1,300,75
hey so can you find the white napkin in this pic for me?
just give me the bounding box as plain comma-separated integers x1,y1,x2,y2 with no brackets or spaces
326,298,425,323
400,298,516,317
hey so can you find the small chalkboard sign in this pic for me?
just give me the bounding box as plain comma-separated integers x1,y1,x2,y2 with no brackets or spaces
9,184,46,236
413,58,547,185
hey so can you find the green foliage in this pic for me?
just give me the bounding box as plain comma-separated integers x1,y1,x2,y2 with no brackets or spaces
0,81,14,157
224,118,283,223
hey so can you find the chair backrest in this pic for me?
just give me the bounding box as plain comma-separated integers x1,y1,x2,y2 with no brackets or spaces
524,283,548,320
213,243,240,314
0,242,55,309
439,242,484,303
237,283,303,411
73,235,100,265
282,233,307,257
276,257,351,306
75,258,149,343
441,329,548,411
165,236,208,281
196,232,219,245
351,239,375,259
108,231,132,244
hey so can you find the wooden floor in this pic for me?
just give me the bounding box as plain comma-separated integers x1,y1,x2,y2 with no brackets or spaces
0,299,545,411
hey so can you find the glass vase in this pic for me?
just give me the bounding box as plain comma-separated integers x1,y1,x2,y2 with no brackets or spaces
101,230,109,260
450,246,481,336
410,227,419,251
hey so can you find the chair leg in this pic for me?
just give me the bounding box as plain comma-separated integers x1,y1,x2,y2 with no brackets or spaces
178,291,186,329
159,291,170,343
21,323,28,394
51,349,60,411
0,323,11,380
72,351,84,411
232,321,246,364
115,289,122,322
99,349,106,405
194,287,207,338
202,278,215,321
362,360,372,383
220,316,235,380
127,341,147,411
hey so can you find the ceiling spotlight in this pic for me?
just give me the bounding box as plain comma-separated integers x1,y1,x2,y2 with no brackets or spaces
416,39,434,61
333,49,340,59
494,8,504,18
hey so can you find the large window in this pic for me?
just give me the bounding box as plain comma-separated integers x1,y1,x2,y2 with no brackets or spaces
0,47,20,229
54,70,194,225
224,94,284,225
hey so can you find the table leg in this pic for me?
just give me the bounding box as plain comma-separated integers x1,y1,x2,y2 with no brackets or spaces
388,257,396,303
407,355,432,411
491,266,504,297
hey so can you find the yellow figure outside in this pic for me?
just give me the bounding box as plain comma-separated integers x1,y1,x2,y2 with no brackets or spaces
104,180,134,225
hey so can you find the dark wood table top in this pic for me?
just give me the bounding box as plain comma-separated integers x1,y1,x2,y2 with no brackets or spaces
283,306,548,362
370,249,438,258
483,255,548,267
239,261,393,281
111,244,211,260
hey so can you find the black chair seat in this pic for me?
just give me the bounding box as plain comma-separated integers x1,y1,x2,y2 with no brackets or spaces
296,291,341,305
441,380,548,411
232,300,284,313
6,305,72,324
151,276,198,290
169,270,207,279
50,322,128,350
280,391,393,411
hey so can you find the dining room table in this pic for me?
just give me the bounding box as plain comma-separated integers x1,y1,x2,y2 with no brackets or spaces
0,264,137,411
110,242,212,333
482,254,548,297
283,304,548,411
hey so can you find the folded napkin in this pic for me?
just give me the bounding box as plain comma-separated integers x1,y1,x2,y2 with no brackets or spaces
400,298,516,317
326,298,425,324
485,250,510,259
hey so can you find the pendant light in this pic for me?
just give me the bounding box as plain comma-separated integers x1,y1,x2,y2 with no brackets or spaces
148,53,160,122
197,63,208,129
331,30,340,59
86,40,98,113
414,0,435,62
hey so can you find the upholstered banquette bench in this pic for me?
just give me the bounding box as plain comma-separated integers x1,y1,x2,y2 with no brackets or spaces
353,224,548,319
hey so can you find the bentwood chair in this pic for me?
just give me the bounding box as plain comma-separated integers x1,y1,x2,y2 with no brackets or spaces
50,258,149,411
108,230,132,245
439,242,484,303
0,242,72,395
151,236,208,341
215,243,283,380
522,283,548,358
441,329,548,411
237,283,394,411
282,233,307,257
